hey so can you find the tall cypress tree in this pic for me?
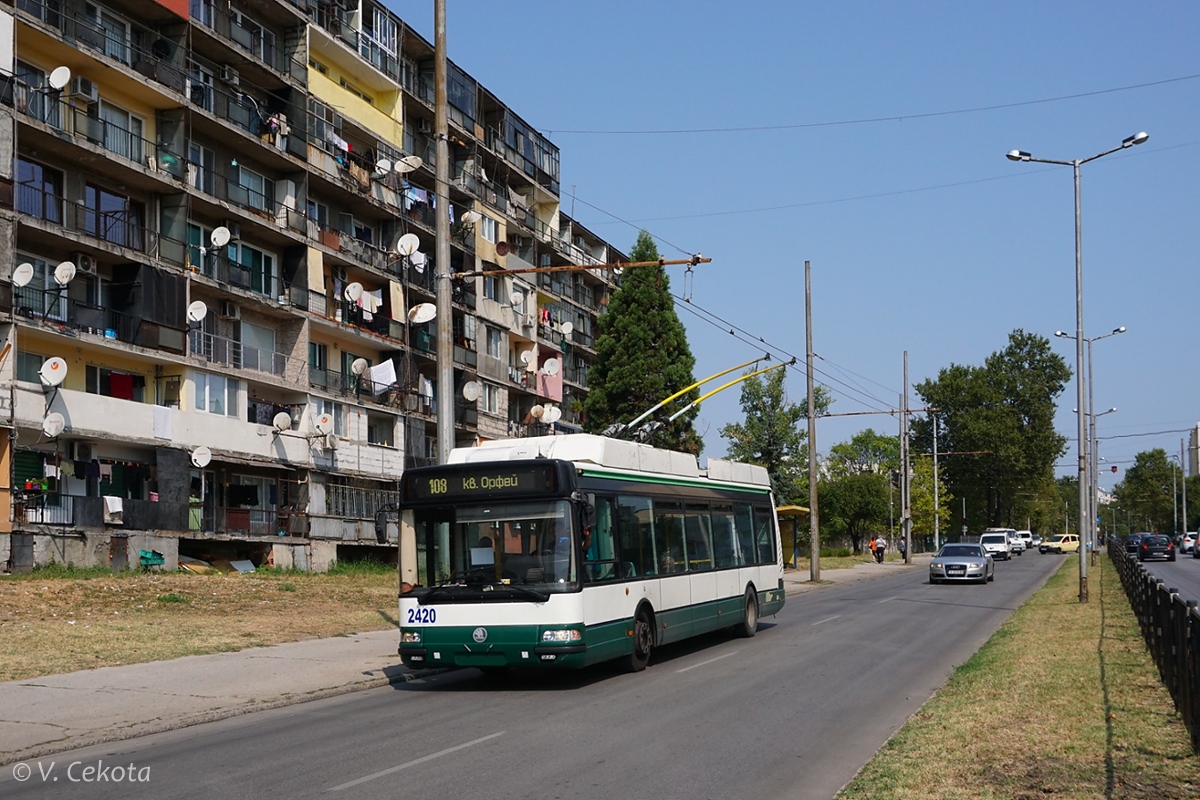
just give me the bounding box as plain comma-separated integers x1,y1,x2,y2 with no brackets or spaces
584,230,702,454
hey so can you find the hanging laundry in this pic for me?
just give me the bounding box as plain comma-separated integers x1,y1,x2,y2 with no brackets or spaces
44,463,60,479
369,360,396,394
99,463,113,481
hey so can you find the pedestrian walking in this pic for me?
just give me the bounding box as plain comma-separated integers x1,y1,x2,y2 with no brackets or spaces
873,536,886,563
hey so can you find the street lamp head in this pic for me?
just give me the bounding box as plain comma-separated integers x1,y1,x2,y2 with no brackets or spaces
1055,330,1071,339
1114,326,1126,334
1123,132,1149,147
1006,150,1032,162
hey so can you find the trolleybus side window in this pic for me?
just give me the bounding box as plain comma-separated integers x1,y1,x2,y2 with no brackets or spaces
616,495,657,577
684,504,714,571
734,503,756,566
711,504,738,568
754,506,776,564
654,502,686,573
584,496,620,582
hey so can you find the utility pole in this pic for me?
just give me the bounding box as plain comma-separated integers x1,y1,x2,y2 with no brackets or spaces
932,414,939,555
1182,438,1189,535
900,352,911,563
805,260,819,582
434,0,454,464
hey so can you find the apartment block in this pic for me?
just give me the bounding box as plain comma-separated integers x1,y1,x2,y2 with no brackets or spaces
0,0,622,572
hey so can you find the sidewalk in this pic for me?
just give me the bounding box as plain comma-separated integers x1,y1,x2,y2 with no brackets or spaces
1,554,930,766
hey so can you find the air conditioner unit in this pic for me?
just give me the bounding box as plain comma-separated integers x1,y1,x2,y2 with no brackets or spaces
71,76,99,104
219,65,240,87
72,442,94,462
219,300,240,320
323,433,339,451
415,117,432,134
73,252,97,274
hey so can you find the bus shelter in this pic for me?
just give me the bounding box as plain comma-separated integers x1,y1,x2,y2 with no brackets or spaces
776,505,810,568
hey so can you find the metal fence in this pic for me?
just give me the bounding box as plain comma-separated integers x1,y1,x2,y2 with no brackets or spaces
1109,545,1200,753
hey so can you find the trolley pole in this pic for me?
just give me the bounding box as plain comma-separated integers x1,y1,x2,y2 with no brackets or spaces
805,260,819,582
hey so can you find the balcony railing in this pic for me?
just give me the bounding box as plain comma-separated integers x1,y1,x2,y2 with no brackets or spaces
290,287,406,341
15,492,76,526
17,183,151,252
194,251,283,299
326,484,400,520
188,330,306,382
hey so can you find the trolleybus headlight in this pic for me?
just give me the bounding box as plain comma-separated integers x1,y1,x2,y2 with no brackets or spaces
400,631,422,644
541,629,582,643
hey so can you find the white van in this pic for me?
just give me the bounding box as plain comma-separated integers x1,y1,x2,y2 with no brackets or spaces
1015,530,1035,551
979,531,1013,561
985,527,1022,556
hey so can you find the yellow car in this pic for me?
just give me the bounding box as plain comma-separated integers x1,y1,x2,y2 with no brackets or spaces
1041,534,1079,554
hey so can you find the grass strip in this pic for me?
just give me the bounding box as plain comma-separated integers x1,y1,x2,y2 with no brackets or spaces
837,555,1199,800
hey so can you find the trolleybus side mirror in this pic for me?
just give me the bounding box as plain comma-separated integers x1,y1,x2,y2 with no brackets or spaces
374,509,389,544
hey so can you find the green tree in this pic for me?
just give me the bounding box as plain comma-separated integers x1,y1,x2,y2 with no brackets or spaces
719,367,824,504
910,456,953,544
1113,449,1175,534
584,231,702,454
818,472,889,554
912,330,1069,531
827,429,899,479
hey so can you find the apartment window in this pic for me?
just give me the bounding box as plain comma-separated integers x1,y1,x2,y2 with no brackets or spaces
232,164,273,212
307,199,329,232
98,101,144,163
239,321,276,373
483,272,499,301
12,253,67,322
195,370,239,417
187,64,215,111
230,9,275,65
308,59,328,75
229,242,277,297
188,143,215,193
315,399,345,437
309,342,327,371
16,351,46,383
339,78,373,106
84,3,132,64
366,6,398,54
15,62,60,127
84,184,144,249
482,383,499,414
16,159,63,223
86,366,145,401
485,327,502,359
366,413,394,447
481,215,498,243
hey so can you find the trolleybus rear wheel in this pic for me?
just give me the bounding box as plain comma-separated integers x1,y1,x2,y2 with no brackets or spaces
736,589,759,638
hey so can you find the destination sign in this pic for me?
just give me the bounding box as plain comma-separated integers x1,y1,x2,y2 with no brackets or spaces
403,462,560,503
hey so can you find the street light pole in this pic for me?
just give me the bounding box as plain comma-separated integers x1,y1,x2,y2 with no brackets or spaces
1008,131,1148,603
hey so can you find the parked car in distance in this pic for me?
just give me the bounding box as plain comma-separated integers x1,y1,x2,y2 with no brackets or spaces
1138,534,1176,562
1042,534,1080,554
1015,530,1035,551
979,532,1013,561
929,542,995,585
1180,532,1197,554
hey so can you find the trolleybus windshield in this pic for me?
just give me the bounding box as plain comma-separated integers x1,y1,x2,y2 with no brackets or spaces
407,499,579,598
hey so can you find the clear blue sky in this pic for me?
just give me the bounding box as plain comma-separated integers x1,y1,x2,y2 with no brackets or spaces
391,1,1200,487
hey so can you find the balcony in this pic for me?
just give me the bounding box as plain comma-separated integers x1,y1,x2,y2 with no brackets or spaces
16,183,164,257
188,167,305,235
290,287,407,342
188,330,307,383
190,0,306,84
195,252,283,299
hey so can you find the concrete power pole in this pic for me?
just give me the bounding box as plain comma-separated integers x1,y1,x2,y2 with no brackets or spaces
434,0,454,464
806,261,819,582
901,352,911,562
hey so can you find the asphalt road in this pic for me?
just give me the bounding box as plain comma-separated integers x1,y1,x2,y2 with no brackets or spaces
1,554,1062,800
1136,549,1200,601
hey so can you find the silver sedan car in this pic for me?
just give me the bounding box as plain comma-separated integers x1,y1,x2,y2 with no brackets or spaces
929,543,994,585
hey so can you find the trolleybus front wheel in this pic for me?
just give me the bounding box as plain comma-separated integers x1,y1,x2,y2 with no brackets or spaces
626,608,654,672
736,589,759,638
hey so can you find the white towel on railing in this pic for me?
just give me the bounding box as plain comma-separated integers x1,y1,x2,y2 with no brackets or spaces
369,360,396,394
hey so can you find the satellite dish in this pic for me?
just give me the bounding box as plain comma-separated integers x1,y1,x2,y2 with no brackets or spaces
396,233,420,256
519,348,534,364
543,406,562,424
48,66,71,91
13,263,35,288
461,210,482,225
509,290,524,307
530,405,545,419
396,154,423,173
374,157,393,175
495,241,510,256
191,445,212,469
561,321,574,337
186,300,208,323
350,357,370,375
314,413,334,435
344,281,363,302
408,303,436,324
42,412,66,438
462,380,481,401
53,261,77,286
210,226,231,248
272,411,292,432
542,358,560,376
39,357,68,387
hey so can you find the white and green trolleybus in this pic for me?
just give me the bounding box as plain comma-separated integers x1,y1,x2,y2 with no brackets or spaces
396,434,785,673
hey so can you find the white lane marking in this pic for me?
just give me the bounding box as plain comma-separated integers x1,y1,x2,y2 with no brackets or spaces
328,731,506,791
812,615,841,626
878,596,899,604
676,651,738,673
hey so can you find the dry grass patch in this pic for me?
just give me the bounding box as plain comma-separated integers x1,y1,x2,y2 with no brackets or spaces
837,556,1200,800
0,565,398,682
